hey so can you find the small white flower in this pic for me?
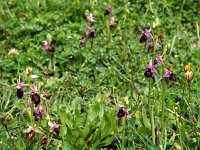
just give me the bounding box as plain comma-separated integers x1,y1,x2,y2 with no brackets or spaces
31,75,38,79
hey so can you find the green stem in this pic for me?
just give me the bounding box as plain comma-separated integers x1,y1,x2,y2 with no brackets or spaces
148,78,155,144
106,14,111,43
188,82,199,150
180,81,186,122
122,117,126,150
161,65,166,144
90,38,93,50
48,53,54,71
177,80,186,149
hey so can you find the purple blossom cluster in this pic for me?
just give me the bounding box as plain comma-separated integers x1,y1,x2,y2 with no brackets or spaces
79,5,116,48
141,28,176,81
16,78,60,143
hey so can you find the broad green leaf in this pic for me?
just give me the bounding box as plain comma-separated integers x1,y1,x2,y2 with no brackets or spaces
142,107,151,129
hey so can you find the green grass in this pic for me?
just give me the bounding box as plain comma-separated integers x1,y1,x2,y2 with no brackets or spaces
0,0,199,149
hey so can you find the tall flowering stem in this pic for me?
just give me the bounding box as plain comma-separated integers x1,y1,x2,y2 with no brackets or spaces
104,6,112,42
122,117,126,150
148,78,155,144
144,59,157,144
90,38,94,50
116,105,129,150
49,53,54,71
160,65,166,144
86,27,95,50
160,46,166,145
187,81,199,150
43,41,55,71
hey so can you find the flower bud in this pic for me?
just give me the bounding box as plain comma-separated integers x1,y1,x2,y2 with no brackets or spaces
9,48,19,56
184,64,190,72
159,34,164,42
185,71,193,81
41,136,47,145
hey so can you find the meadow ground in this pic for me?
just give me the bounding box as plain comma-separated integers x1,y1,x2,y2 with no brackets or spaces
0,0,200,149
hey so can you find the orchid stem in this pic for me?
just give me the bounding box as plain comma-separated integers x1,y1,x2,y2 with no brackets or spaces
161,65,166,144
90,38,93,50
49,53,54,72
188,81,199,150
107,14,111,43
148,78,155,144
122,117,126,150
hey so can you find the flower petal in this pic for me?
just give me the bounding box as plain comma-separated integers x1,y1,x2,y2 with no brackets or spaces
163,74,170,78
149,59,153,67
156,55,164,64
165,69,172,74
157,43,162,48
151,68,158,73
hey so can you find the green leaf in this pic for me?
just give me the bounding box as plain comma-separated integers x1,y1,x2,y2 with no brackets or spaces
138,126,150,135
81,123,91,139
87,104,100,123
100,136,115,146
59,110,67,125
75,137,86,149
142,107,151,129
46,33,52,43
65,113,73,129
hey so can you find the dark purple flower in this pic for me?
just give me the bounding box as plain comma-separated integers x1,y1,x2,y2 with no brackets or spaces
163,69,176,82
140,28,152,43
43,41,55,52
24,125,42,143
79,37,87,48
41,136,47,145
154,55,164,65
86,27,95,38
116,105,129,119
34,105,46,121
28,83,41,105
104,6,112,15
140,34,148,43
144,60,158,78
26,130,35,142
17,89,24,99
16,77,29,99
48,122,60,135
